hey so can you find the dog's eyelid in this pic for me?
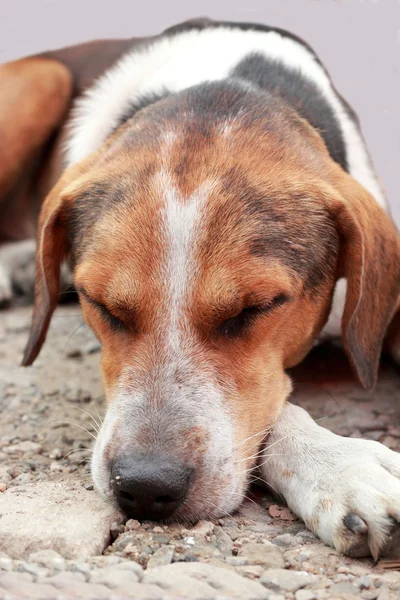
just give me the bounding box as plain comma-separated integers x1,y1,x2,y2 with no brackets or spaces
256,292,291,312
217,292,291,339
77,287,127,330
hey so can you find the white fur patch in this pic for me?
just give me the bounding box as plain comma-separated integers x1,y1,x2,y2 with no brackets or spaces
162,175,215,340
65,26,386,208
259,402,400,557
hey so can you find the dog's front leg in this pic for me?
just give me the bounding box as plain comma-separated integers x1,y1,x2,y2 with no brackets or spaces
259,402,400,559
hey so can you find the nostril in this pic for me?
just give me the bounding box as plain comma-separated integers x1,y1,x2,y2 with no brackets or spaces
156,495,175,504
119,490,136,502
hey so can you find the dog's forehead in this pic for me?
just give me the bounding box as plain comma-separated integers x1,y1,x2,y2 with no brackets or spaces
68,107,339,297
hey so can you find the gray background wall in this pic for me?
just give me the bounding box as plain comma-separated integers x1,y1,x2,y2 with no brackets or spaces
0,0,399,224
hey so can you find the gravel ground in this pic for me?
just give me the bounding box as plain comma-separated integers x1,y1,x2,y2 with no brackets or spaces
0,304,400,599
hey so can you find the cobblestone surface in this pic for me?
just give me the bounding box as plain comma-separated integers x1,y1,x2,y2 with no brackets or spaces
0,305,399,599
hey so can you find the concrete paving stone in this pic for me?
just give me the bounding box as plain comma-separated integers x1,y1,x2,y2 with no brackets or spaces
28,550,66,571
0,574,57,599
0,573,33,585
51,581,112,598
238,543,285,568
144,570,217,599
110,582,166,599
144,562,269,599
90,565,141,587
110,560,144,575
0,481,123,559
46,571,86,587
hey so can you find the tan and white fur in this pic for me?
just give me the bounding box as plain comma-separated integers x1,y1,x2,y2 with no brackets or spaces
1,19,399,559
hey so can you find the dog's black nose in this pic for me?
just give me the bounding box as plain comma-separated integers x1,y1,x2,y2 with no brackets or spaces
111,456,193,520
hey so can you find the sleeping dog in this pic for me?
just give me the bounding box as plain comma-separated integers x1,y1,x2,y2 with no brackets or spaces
1,18,399,559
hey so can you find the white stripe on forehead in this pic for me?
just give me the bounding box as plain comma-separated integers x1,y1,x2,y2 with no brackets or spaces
158,171,214,343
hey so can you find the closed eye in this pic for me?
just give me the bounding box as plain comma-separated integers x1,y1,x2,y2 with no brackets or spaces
77,288,127,331
217,293,289,339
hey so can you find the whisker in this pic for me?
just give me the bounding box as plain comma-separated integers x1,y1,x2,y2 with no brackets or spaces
51,420,97,441
62,321,86,355
263,431,294,452
70,406,102,433
238,449,285,466
62,447,93,460
235,427,272,449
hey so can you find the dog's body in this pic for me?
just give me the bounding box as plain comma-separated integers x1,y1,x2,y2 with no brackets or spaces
1,19,400,558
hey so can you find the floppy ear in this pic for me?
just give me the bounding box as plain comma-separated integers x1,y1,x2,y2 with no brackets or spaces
332,175,400,390
21,159,92,366
21,180,69,366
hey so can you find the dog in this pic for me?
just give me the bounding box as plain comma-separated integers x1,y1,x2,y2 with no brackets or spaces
1,18,399,560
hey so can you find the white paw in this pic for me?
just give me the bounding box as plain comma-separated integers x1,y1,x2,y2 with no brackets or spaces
0,239,37,306
0,263,12,307
306,438,400,559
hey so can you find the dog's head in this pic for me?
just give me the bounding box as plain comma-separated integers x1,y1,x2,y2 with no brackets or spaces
23,84,400,521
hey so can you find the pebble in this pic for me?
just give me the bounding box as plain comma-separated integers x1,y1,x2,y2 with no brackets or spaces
147,546,174,568
0,557,12,571
28,550,65,571
269,504,297,520
190,520,215,536
125,519,141,531
273,534,300,548
329,581,359,595
19,562,49,579
260,568,317,593
66,348,83,359
48,448,63,460
70,561,92,578
152,534,170,544
358,576,372,589
85,341,101,354
88,556,124,569
361,590,379,600
236,565,265,579
49,460,63,471
214,526,234,555
238,542,285,568
3,441,42,454
295,591,318,600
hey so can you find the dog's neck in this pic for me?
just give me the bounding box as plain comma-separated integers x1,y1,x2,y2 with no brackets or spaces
65,26,335,166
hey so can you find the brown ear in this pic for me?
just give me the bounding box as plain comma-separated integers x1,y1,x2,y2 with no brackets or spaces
21,158,92,366
332,176,400,390
21,180,69,366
